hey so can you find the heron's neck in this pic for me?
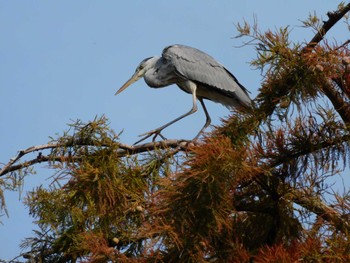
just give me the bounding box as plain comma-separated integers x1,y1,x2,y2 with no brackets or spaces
144,56,175,88
145,56,160,69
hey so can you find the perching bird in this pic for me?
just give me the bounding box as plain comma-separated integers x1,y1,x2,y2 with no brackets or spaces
116,44,252,143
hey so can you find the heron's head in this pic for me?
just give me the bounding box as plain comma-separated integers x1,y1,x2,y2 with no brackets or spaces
115,56,159,95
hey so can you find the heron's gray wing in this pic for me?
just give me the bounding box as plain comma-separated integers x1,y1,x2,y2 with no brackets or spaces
162,44,252,107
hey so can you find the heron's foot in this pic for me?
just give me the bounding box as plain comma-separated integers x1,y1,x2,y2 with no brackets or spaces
133,129,167,145
192,130,205,141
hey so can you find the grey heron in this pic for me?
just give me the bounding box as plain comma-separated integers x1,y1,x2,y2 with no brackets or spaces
116,44,252,143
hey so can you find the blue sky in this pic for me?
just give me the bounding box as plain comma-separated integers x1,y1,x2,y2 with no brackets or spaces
0,1,345,260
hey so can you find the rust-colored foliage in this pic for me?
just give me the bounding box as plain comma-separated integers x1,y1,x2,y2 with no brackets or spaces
253,237,350,262
80,232,117,263
144,136,254,261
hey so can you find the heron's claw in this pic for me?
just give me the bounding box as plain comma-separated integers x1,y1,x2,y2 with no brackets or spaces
133,129,167,145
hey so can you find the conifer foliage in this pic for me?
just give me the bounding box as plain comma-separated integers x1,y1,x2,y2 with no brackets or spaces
2,3,350,262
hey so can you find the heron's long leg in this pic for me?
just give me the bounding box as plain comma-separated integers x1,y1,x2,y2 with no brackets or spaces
193,98,211,139
134,81,198,144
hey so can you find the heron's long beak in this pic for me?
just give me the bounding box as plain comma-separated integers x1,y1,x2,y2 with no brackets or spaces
115,73,141,95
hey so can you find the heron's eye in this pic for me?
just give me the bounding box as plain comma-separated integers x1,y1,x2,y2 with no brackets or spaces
136,66,143,73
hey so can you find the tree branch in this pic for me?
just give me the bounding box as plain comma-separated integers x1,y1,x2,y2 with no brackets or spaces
249,133,350,233
302,3,350,53
299,4,350,124
266,133,350,170
321,80,350,123
117,139,190,156
0,139,190,177
291,190,350,233
0,143,58,177
255,4,350,122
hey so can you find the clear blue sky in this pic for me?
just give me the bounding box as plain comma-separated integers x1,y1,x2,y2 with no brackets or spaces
0,1,345,260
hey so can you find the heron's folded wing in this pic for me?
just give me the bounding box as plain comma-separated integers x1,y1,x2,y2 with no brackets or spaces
162,44,251,107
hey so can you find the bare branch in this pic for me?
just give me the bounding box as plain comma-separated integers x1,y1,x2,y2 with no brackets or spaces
0,143,58,176
303,3,350,53
0,139,191,177
117,139,191,156
0,155,81,176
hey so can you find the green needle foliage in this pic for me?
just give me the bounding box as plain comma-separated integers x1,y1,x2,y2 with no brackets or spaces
2,3,350,262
